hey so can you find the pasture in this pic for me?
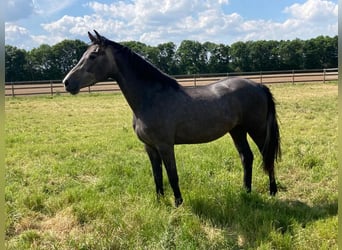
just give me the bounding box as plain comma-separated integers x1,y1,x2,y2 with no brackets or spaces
5,82,337,249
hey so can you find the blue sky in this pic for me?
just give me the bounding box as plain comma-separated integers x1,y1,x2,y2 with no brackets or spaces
5,0,338,50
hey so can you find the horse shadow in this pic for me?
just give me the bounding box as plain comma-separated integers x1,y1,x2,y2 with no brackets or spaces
188,191,337,248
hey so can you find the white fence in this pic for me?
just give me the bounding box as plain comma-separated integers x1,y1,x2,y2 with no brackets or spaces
5,68,338,97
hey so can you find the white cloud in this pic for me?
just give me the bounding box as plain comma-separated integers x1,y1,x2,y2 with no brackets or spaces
279,0,337,39
5,0,77,21
5,0,338,49
85,1,135,19
5,23,65,49
5,23,32,48
45,0,337,45
5,23,29,35
230,0,337,42
33,0,77,16
40,0,240,45
5,0,81,48
284,0,337,22
41,14,129,41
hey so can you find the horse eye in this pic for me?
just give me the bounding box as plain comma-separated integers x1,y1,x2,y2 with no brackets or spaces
89,53,97,60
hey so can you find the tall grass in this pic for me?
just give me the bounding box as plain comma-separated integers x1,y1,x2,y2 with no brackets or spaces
5,82,337,249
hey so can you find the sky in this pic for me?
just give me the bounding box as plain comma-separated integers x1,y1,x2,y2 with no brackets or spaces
5,0,338,50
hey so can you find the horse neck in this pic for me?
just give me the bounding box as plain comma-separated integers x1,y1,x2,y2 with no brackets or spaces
110,49,147,113
109,45,181,114
114,73,145,112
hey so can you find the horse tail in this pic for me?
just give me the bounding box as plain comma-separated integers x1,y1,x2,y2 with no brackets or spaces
261,85,281,173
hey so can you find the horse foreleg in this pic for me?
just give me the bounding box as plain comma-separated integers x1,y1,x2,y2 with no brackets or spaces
230,128,254,193
158,145,183,207
145,144,164,197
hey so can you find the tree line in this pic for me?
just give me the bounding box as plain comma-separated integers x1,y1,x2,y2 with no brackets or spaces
5,35,337,82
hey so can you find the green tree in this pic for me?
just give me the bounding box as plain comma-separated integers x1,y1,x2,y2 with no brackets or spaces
302,36,338,69
303,37,323,69
249,40,281,71
204,42,231,73
267,40,281,71
278,39,304,70
28,44,54,80
52,39,88,79
324,36,338,68
156,42,178,75
121,41,162,70
5,35,338,81
121,41,150,58
5,45,29,82
176,40,207,74
230,41,252,72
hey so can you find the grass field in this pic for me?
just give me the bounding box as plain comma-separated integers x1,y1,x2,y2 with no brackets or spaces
5,82,338,249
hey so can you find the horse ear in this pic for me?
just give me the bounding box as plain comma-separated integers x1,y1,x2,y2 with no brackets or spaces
88,31,97,43
94,30,101,39
93,30,107,45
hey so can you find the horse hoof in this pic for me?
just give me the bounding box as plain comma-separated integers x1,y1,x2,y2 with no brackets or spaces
244,186,251,193
270,183,278,196
175,197,183,207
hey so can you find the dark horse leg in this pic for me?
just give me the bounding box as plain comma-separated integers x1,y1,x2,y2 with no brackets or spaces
230,127,254,193
158,145,183,207
249,131,278,195
145,144,164,196
145,144,183,206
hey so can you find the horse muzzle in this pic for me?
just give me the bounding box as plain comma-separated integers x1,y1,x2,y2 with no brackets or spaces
63,79,80,95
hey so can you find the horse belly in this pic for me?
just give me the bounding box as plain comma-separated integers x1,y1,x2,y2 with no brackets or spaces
174,118,234,144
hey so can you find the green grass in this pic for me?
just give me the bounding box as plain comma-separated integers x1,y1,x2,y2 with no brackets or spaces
5,82,337,249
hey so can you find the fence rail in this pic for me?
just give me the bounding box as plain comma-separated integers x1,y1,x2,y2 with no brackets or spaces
5,68,338,97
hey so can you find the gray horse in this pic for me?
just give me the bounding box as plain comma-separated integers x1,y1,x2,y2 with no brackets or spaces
63,31,281,207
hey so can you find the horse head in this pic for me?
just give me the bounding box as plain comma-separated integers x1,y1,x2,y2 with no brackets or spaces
63,30,116,95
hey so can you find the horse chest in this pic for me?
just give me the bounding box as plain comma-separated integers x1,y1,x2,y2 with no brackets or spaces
133,116,172,145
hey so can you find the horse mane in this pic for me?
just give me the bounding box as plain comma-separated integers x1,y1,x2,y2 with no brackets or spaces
93,38,180,90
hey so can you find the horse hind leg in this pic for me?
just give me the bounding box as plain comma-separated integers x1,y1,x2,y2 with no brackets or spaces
230,127,254,193
248,130,278,196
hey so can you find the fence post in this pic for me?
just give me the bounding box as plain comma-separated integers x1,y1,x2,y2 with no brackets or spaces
11,82,15,97
292,69,295,84
194,74,197,87
50,80,53,96
260,71,263,84
88,86,91,93
323,68,326,84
